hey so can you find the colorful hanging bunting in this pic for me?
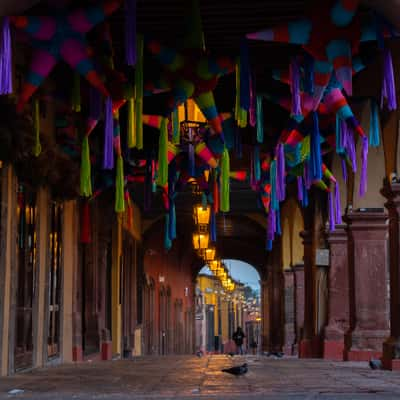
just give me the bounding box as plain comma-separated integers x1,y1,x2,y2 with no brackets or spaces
103,97,114,169
381,48,397,111
115,155,125,212
157,118,168,187
80,136,92,197
369,99,380,148
256,95,264,144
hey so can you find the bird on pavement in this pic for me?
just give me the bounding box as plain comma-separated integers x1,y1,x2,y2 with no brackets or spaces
369,359,382,370
222,363,248,376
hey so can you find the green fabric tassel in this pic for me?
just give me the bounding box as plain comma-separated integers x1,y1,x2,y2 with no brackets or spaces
127,98,136,148
32,98,41,157
72,72,81,112
80,136,92,197
156,118,168,187
172,109,180,144
115,155,125,213
235,61,247,128
220,147,230,212
135,35,144,149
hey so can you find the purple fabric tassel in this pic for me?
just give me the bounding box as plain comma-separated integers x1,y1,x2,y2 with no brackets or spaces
103,97,114,169
0,17,12,95
341,158,348,183
125,0,137,66
359,136,368,197
335,182,342,225
276,144,286,201
267,209,276,241
249,74,256,127
345,128,357,173
297,176,303,202
381,48,397,111
290,57,302,117
328,190,335,232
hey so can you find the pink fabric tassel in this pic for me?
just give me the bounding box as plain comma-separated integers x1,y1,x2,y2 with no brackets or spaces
359,136,368,197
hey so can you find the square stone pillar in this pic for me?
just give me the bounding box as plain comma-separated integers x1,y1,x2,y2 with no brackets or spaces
260,279,269,353
382,183,400,370
299,230,317,358
323,225,349,360
345,211,390,361
293,264,304,356
283,269,296,355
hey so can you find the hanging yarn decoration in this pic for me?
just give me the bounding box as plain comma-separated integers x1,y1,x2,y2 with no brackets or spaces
270,160,279,211
369,99,380,148
276,143,286,201
254,145,261,182
310,112,322,180
341,158,348,183
103,97,114,169
297,176,303,202
335,115,346,155
213,172,220,214
80,201,91,244
127,98,136,148
345,125,357,173
335,182,342,224
328,188,335,231
80,136,92,197
164,213,172,250
249,74,256,127
0,17,12,95
220,147,230,212
359,136,368,197
125,0,137,66
235,60,247,128
172,109,180,144
115,155,125,212
157,118,168,187
71,72,81,112
256,95,264,144
381,48,397,111
276,208,281,236
210,208,217,242
135,35,144,149
290,57,302,117
32,97,41,157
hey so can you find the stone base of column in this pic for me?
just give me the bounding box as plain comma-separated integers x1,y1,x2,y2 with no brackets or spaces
345,329,388,361
299,337,321,358
323,340,345,361
101,341,112,360
72,346,83,362
382,338,400,370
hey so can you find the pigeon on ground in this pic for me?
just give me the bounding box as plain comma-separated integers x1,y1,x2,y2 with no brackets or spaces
266,351,284,358
228,352,235,357
196,350,204,358
369,359,382,370
222,363,248,376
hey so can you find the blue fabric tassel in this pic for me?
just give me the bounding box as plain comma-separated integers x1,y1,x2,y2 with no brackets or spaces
254,145,261,182
270,160,279,211
164,214,172,250
369,99,380,147
256,95,264,143
210,209,217,242
310,111,322,181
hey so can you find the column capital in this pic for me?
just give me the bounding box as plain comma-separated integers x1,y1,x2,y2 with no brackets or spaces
326,225,347,245
345,210,388,236
382,182,400,215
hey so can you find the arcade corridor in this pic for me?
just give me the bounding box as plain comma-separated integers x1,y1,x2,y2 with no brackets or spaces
3,0,400,398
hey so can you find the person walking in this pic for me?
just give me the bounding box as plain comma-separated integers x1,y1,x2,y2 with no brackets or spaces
232,327,246,355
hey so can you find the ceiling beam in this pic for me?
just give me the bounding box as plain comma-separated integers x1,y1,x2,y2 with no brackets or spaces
0,0,41,16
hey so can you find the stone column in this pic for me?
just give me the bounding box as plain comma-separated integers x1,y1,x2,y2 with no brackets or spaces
382,183,400,370
260,279,269,353
268,268,284,352
323,225,350,360
299,230,316,358
345,211,390,361
293,264,304,356
283,269,296,355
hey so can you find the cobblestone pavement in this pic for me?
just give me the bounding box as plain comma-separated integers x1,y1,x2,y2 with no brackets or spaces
1,355,400,399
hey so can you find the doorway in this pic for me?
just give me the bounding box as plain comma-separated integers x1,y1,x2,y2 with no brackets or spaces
14,186,37,371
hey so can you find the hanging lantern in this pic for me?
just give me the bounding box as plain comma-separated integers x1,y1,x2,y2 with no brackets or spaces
208,259,220,272
192,232,209,250
202,247,216,262
193,204,211,226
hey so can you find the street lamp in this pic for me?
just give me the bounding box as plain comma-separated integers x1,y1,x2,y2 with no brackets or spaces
202,247,216,262
208,259,220,272
192,232,209,250
193,204,211,226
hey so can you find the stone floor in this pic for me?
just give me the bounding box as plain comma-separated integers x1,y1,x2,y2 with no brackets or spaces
1,355,400,399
